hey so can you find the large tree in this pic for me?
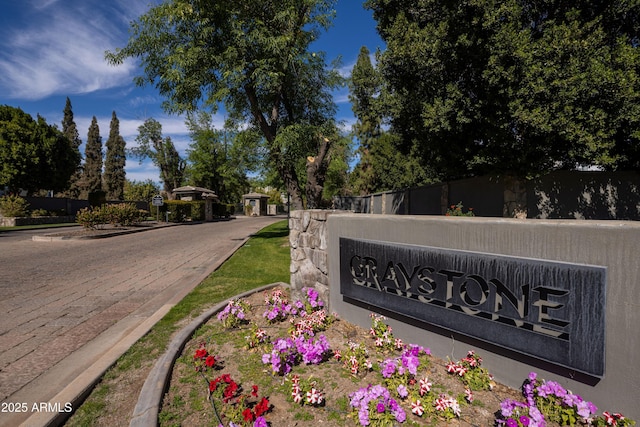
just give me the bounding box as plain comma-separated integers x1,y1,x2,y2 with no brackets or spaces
81,116,103,198
61,97,83,198
0,105,80,194
124,179,160,202
133,118,185,197
185,111,254,204
106,0,343,210
365,0,640,180
104,111,127,200
348,46,430,194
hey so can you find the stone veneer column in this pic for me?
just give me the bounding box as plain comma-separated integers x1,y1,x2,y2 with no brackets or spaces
289,210,336,305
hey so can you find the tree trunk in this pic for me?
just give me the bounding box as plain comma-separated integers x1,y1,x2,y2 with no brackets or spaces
305,136,331,209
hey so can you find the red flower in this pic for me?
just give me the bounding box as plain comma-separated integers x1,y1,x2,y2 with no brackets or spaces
194,348,208,360
209,379,219,392
243,408,255,422
254,397,270,416
223,381,238,402
251,385,259,397
205,355,216,367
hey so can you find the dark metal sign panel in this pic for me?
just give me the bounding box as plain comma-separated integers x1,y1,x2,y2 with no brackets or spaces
339,238,606,377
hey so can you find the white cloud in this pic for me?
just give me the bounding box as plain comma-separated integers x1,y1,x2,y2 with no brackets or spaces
0,0,144,100
125,159,161,184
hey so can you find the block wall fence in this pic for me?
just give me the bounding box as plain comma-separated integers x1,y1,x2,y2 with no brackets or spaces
289,210,640,419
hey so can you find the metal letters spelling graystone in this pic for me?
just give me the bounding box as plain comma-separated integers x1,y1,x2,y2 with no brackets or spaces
339,238,607,377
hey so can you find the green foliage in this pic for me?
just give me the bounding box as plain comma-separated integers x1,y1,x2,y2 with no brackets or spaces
75,207,106,229
124,179,160,202
185,111,251,205
61,98,83,198
104,111,127,200
82,116,103,197
365,0,640,179
154,199,205,222
348,47,431,194
133,118,186,194
106,0,343,210
0,105,81,194
76,203,148,229
212,202,235,218
0,195,29,217
30,209,49,217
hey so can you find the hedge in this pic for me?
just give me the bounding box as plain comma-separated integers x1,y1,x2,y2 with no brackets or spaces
150,200,235,222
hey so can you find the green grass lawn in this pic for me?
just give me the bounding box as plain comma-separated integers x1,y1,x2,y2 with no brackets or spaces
65,219,290,426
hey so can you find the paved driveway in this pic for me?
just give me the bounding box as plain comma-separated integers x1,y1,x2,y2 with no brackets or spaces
0,216,282,426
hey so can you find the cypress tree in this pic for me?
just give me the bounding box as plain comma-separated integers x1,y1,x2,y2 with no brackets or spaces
61,97,83,198
82,116,103,198
104,111,126,200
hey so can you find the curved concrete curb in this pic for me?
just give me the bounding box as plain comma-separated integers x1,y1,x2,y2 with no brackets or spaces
129,282,288,427
32,223,180,241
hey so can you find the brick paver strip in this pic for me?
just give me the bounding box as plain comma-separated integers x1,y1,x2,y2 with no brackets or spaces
0,216,281,427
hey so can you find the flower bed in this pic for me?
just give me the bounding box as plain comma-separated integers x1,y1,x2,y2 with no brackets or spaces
160,286,635,427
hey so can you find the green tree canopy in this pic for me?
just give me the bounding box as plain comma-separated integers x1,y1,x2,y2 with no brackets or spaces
366,0,640,180
106,0,343,209
61,97,83,197
348,45,431,194
133,118,185,197
0,105,80,194
81,116,103,197
124,179,160,202
185,111,255,204
104,111,127,200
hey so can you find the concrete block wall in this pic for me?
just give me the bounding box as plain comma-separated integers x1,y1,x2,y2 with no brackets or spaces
290,211,640,419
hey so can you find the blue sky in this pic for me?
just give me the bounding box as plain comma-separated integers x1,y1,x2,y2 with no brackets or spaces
0,0,383,184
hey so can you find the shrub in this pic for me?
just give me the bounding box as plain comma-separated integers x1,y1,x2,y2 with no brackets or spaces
76,207,106,229
213,202,236,218
153,200,205,222
103,203,148,226
30,209,50,217
0,195,30,217
76,204,148,229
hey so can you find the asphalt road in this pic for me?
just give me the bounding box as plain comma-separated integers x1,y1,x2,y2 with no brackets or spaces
0,216,283,426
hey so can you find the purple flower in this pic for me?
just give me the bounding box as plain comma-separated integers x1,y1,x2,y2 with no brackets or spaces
520,415,531,426
397,384,408,398
506,418,518,427
358,409,369,426
388,398,399,411
528,406,545,427
376,402,385,413
253,417,267,427
380,359,396,378
401,352,420,375
393,407,406,423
